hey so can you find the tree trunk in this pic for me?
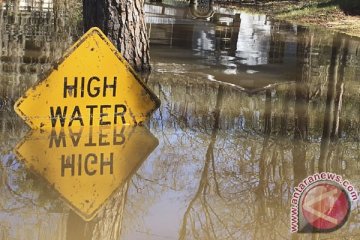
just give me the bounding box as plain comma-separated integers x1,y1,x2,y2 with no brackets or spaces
331,37,348,141
179,85,224,240
293,27,311,177
83,0,151,73
318,34,341,172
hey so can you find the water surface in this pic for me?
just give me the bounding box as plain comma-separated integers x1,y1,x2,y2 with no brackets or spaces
1,1,360,239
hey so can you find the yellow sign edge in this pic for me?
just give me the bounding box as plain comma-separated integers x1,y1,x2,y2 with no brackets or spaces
14,27,161,129
13,128,159,221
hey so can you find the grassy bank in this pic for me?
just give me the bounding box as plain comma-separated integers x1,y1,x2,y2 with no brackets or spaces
237,0,360,38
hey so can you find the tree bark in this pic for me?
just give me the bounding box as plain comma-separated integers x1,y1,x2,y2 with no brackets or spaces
83,0,151,73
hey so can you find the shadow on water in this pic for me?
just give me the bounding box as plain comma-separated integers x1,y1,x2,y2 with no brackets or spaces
0,0,360,239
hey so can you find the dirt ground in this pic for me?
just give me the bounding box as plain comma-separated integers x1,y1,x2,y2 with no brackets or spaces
236,0,360,38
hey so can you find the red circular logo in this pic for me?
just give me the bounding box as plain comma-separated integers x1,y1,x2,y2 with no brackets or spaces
301,183,350,231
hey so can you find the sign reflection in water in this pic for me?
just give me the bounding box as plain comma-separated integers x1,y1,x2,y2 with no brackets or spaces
14,126,158,220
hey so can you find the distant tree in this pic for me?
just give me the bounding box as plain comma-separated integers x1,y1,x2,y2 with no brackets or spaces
82,0,151,73
339,0,360,15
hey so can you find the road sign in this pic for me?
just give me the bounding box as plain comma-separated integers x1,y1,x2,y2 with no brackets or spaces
14,126,158,221
14,27,160,129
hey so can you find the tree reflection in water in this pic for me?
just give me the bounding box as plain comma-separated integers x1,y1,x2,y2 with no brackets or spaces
0,0,360,239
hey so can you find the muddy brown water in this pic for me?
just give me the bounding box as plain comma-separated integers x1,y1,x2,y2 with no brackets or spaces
1,1,360,240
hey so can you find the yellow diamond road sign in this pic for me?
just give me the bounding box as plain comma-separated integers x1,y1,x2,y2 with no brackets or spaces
14,126,158,221
14,27,160,129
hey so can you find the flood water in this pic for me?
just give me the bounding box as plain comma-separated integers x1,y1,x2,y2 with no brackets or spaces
1,1,360,240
